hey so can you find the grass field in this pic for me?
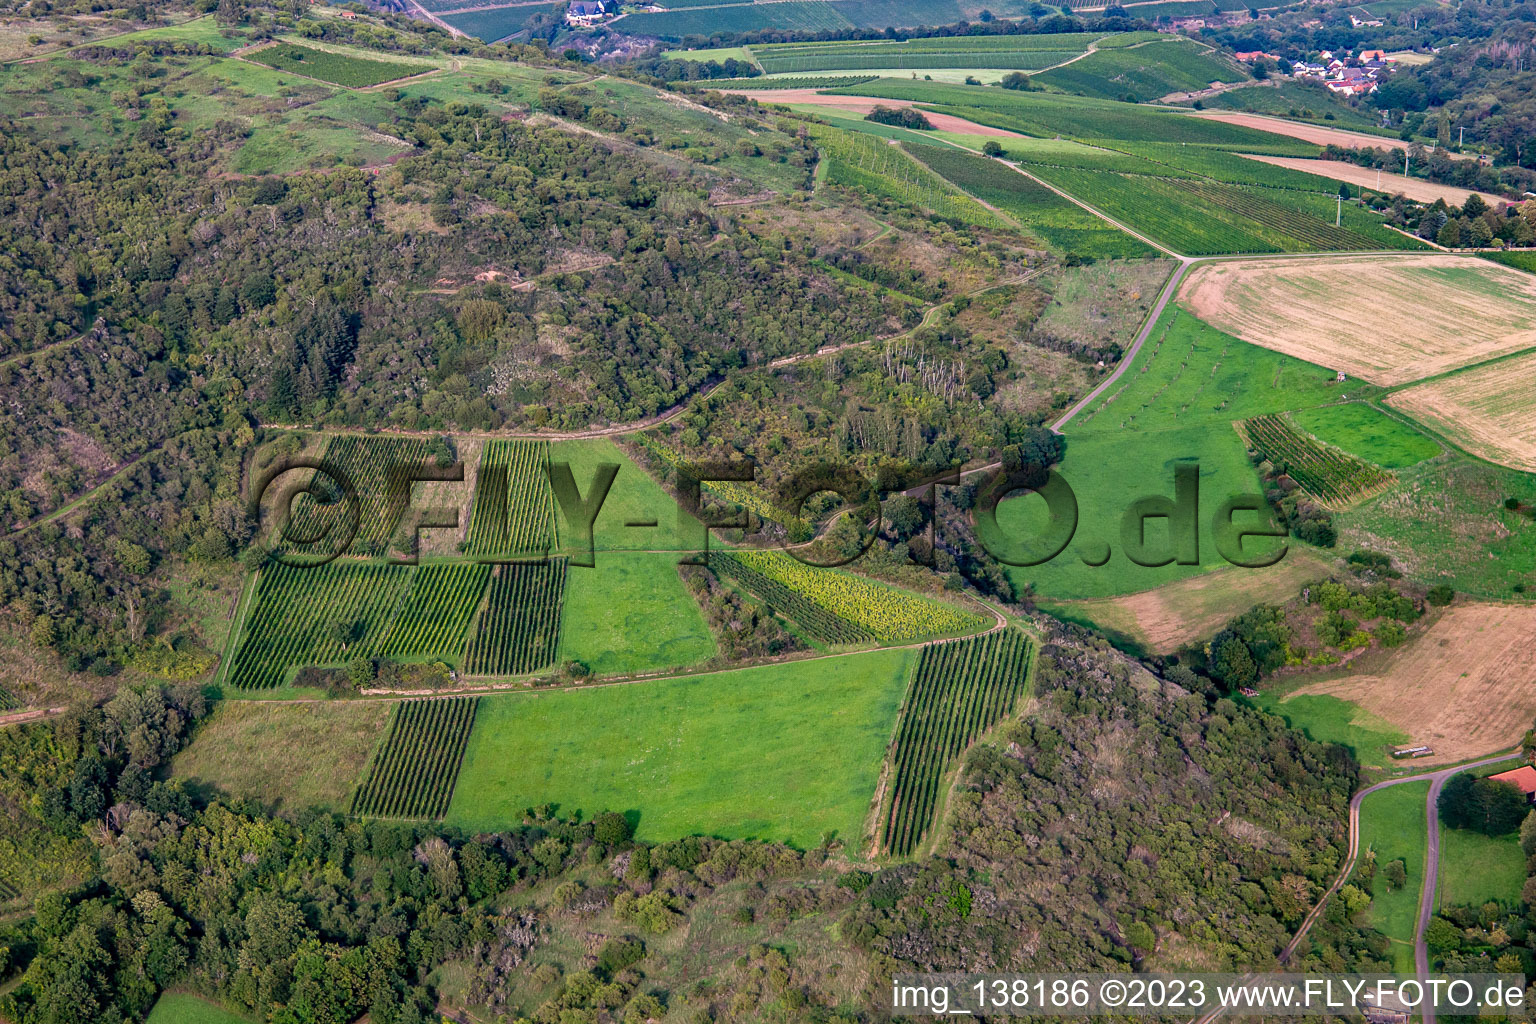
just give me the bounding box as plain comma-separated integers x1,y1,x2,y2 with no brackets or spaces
170,700,390,812
245,42,432,88
1289,403,1441,470
446,649,915,848
1356,780,1430,973
550,439,705,553
1285,603,1536,764
1336,457,1536,600
1438,827,1525,908
1386,350,1536,472
1180,255,1536,385
147,993,253,1024
1001,306,1346,599
1237,413,1394,508
1250,692,1408,772
809,122,1009,229
558,553,717,676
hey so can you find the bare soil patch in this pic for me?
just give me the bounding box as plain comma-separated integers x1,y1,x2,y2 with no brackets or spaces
718,89,1025,137
1178,254,1536,385
1190,111,1478,160
1238,154,1504,206
1385,349,1536,471
1287,601,1536,763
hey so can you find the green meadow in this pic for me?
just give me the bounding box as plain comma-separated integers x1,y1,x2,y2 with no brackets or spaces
147,993,254,1024
1290,403,1442,469
1250,692,1407,771
446,648,915,848
559,552,717,676
1001,306,1350,600
1357,781,1430,974
1438,827,1526,909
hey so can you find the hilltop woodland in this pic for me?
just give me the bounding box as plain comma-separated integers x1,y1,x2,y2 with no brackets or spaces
0,626,1381,1024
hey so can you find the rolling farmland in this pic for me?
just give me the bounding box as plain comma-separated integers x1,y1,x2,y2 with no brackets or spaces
882,628,1032,856
1385,350,1536,472
1237,414,1394,507
466,439,557,558
1029,38,1245,101
351,697,478,819
462,559,568,676
810,123,1009,229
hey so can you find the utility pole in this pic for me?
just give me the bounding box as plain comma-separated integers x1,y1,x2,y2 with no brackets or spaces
1459,126,1465,148
1336,194,1342,226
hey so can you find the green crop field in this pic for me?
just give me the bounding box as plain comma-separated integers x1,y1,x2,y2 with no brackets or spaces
882,628,1032,856
1030,38,1245,101
1249,692,1408,771
1357,780,1430,974
1290,404,1442,469
463,560,567,676
1238,414,1394,507
446,648,914,848
1438,827,1525,908
245,42,431,88
147,993,254,1024
721,549,989,643
903,141,1154,258
466,439,557,558
809,123,1010,229
351,697,478,820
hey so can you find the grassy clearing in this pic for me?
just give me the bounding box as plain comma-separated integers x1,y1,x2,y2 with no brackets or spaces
1290,403,1441,470
170,700,390,813
1438,828,1525,908
550,438,705,553
1250,692,1407,771
1357,780,1430,974
559,553,717,676
446,648,915,848
147,993,254,1024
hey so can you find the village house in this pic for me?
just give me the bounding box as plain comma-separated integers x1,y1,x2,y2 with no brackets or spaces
1489,766,1536,803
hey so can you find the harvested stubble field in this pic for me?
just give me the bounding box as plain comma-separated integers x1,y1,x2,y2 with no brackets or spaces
1385,350,1536,471
1179,254,1536,385
1286,602,1536,763
1237,155,1504,207
724,89,1025,136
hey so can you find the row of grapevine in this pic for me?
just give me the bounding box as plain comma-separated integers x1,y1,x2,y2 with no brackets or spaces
462,559,568,676
229,561,415,689
808,124,1010,231
286,435,432,555
758,50,1079,73
351,697,478,819
883,629,1032,857
710,552,873,646
1238,414,1394,507
720,549,988,643
374,562,493,660
466,440,557,558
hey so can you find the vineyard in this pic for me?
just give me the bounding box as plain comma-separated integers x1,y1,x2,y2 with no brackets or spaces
710,552,874,645
462,559,568,676
716,549,988,643
466,440,557,558
229,561,415,689
810,124,1008,230
882,628,1032,856
245,43,431,87
374,563,493,660
1030,38,1245,101
286,435,433,556
351,697,478,819
906,142,1153,259
1238,414,1395,507
614,2,853,38
757,49,1081,73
